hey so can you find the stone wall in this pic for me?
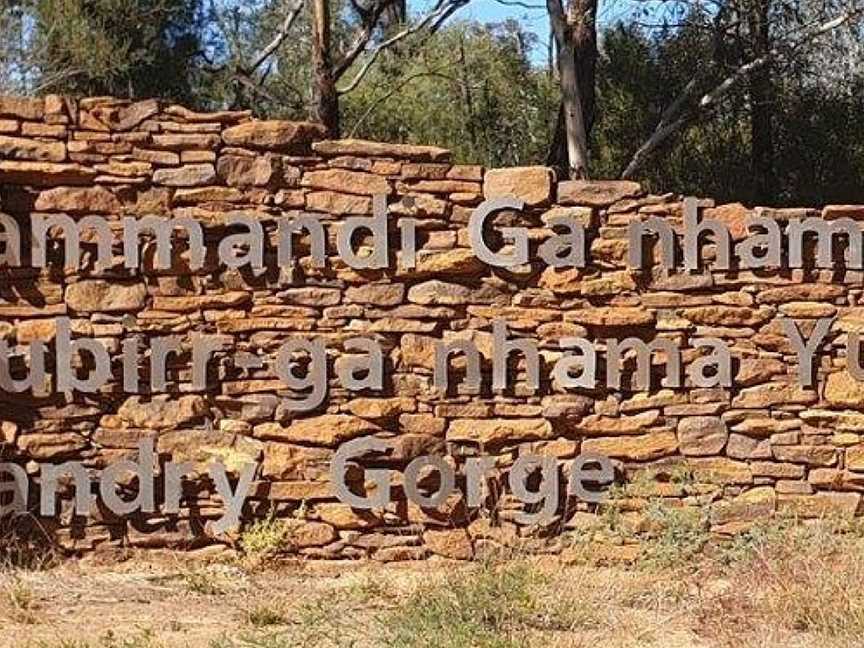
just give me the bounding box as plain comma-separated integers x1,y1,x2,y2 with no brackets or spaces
1,94,863,561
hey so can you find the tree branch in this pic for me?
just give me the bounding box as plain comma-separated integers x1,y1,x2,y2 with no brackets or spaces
249,0,306,74
333,0,393,80
621,8,863,179
347,67,461,135
337,0,470,95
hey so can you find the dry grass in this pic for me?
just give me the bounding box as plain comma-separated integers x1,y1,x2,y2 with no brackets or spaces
5,514,864,647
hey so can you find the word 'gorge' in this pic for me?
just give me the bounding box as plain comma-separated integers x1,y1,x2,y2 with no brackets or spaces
1,439,614,528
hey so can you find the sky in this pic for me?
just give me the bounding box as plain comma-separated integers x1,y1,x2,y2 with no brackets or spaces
440,0,642,64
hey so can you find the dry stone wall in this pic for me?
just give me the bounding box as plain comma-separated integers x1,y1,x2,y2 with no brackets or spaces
1,94,863,561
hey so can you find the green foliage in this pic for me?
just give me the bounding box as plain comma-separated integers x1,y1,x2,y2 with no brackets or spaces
4,576,39,624
341,20,559,168
594,16,864,205
28,629,163,648
3,0,864,204
29,0,206,101
641,501,709,568
239,515,289,561
381,562,537,648
181,568,226,596
245,604,288,628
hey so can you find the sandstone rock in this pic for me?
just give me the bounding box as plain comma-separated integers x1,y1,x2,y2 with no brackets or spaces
157,429,262,473
542,205,593,227
735,358,786,386
483,166,554,206
306,191,371,214
732,382,817,408
118,395,209,430
94,99,159,131
263,481,334,501
254,415,380,447
301,168,390,196
389,434,446,460
677,416,728,456
620,390,687,413
66,281,147,313
407,280,473,305
566,306,654,327
152,164,216,187
779,301,836,318
345,284,404,306
822,205,864,220
217,154,276,187
282,287,341,306
726,433,770,459
345,397,412,418
0,95,44,120
407,179,480,194
750,461,805,479
390,193,448,217
683,306,773,327
704,203,750,240
401,163,448,179
711,486,775,529
260,443,332,480
165,104,251,123
581,432,678,461
285,520,337,547
35,186,120,213
837,308,864,333
824,371,864,410
0,135,66,162
151,292,250,312
578,410,661,435
315,503,380,529
374,546,427,561
538,267,582,294
313,138,450,162
0,421,17,445
777,492,861,518
688,457,753,484
847,445,864,471
173,186,244,203
15,319,57,343
423,528,473,560
16,432,86,460
446,418,554,445
412,249,485,276
557,180,642,207
772,445,837,466
222,120,326,152
152,133,222,150
756,284,845,304
580,271,636,296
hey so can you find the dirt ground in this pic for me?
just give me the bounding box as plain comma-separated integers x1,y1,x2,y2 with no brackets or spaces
0,550,705,648
6,514,864,648
0,540,860,648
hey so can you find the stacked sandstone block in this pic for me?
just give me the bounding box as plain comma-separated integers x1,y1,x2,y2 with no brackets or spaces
1,94,864,560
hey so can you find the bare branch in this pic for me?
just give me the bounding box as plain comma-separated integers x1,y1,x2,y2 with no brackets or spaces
546,0,567,44
348,67,462,135
492,0,545,10
333,0,394,80
337,0,470,95
621,8,864,179
249,0,306,74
